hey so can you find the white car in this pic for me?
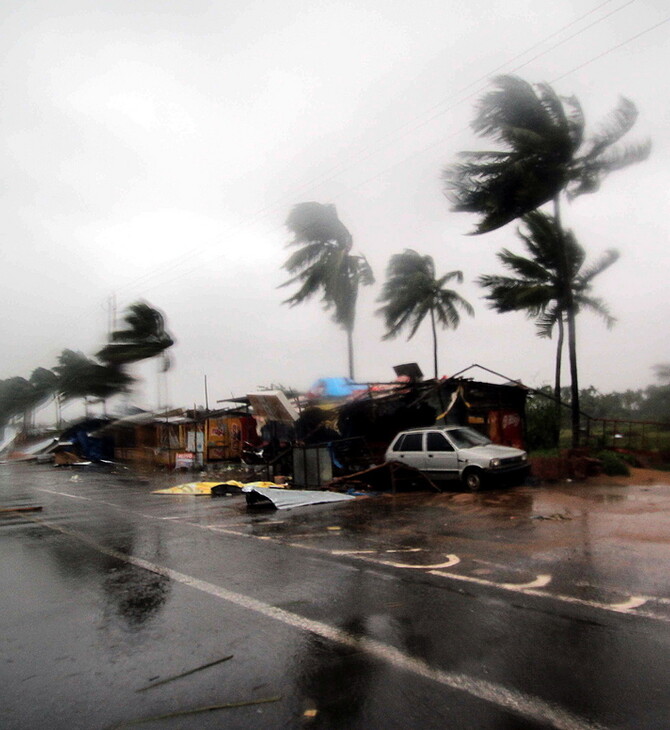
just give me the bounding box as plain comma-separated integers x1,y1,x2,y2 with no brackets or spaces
384,426,528,491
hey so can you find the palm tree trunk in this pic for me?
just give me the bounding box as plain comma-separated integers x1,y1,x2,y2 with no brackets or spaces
347,327,355,381
566,305,580,448
430,308,438,379
554,196,580,448
554,315,564,445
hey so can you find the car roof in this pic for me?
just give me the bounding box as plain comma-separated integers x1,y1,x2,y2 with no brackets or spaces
396,425,461,434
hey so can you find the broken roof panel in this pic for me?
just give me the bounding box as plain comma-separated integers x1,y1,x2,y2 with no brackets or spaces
242,485,355,510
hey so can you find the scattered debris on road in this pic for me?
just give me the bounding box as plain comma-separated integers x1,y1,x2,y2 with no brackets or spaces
110,696,282,728
0,505,43,514
243,485,356,510
136,654,234,692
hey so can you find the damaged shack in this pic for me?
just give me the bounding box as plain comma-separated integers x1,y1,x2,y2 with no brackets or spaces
290,374,528,487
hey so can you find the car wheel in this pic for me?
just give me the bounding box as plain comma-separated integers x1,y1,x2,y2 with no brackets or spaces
462,468,483,492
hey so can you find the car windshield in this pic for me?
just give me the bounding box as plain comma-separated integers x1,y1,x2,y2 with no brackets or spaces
446,427,491,449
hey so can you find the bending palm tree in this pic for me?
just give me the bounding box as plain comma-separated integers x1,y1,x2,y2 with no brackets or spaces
444,75,649,445
98,302,174,367
377,249,474,379
479,211,619,440
281,202,374,380
55,349,133,416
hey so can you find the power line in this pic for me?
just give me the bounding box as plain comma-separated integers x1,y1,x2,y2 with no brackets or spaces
551,14,670,82
135,11,666,299
112,0,634,300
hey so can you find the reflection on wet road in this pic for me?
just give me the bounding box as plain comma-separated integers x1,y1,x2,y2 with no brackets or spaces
2,463,670,729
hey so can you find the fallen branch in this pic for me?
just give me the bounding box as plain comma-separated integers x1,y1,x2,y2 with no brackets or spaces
110,696,282,728
136,654,234,692
0,506,43,514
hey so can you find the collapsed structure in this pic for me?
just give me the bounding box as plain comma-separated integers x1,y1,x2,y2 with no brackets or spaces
1,365,529,486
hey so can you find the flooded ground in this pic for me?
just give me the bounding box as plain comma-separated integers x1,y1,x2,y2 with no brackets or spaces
2,462,669,728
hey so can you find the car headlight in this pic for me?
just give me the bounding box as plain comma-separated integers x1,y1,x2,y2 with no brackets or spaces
489,458,501,468
521,453,528,462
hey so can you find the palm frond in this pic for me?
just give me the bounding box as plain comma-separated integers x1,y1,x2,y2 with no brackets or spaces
577,249,620,284
377,250,473,340
573,294,616,328
443,76,648,233
535,306,562,338
585,97,638,157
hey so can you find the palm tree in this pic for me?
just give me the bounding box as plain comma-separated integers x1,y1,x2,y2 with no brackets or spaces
478,211,619,440
653,364,670,383
54,349,133,416
0,377,35,430
377,249,474,379
98,301,175,408
98,302,174,367
281,202,374,380
443,75,649,445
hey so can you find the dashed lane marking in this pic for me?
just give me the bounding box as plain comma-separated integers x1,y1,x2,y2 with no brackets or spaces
21,512,608,730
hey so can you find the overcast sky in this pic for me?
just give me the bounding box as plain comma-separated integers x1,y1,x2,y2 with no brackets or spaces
1,0,668,418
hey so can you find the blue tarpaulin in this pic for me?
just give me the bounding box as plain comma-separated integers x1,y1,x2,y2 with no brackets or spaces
308,377,365,399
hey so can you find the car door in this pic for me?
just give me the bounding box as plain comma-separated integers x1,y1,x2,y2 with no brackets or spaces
424,431,459,477
390,431,425,469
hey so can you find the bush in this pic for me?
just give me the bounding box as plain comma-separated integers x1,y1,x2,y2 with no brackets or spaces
526,393,560,451
597,451,630,476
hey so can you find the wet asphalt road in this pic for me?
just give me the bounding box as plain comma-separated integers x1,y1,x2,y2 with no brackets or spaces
1,463,670,729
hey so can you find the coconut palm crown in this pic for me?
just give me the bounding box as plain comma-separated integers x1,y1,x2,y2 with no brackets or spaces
478,211,619,438
98,302,174,368
377,249,474,378
443,75,650,234
281,202,374,379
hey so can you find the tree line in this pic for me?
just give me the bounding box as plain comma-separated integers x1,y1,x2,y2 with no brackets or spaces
281,74,651,447
0,302,173,430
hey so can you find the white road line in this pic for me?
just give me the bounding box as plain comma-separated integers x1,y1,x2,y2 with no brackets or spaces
384,548,423,554
429,570,669,623
502,574,552,590
371,554,460,570
35,487,669,623
331,549,377,555
35,488,92,501
608,596,648,611
23,513,608,730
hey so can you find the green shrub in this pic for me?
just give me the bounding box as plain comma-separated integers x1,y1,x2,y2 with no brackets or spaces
617,452,640,467
526,394,560,451
597,451,630,476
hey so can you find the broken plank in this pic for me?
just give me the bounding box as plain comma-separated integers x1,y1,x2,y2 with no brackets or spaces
0,506,43,514
110,696,282,728
136,654,234,692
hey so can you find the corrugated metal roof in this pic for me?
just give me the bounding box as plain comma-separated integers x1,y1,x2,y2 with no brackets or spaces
242,486,355,510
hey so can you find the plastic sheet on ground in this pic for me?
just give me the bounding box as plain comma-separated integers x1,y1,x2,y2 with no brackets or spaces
152,480,277,496
152,481,237,495
242,485,356,510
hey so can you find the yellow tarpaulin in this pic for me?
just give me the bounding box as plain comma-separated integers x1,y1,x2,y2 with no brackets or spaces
152,480,278,495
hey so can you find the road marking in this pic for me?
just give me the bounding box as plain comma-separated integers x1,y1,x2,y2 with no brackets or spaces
372,554,460,570
502,574,552,590
35,487,670,623
429,570,668,622
35,489,92,501
609,596,648,611
331,549,376,555
385,548,422,553
22,513,608,730
331,549,458,569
